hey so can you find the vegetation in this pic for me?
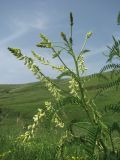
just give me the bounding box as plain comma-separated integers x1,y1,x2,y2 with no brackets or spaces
0,12,120,160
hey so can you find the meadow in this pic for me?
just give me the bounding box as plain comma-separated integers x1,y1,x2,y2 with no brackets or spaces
0,73,120,160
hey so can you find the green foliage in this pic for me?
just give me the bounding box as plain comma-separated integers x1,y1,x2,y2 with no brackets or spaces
83,126,100,160
104,101,120,113
117,11,120,25
106,36,120,62
92,36,120,99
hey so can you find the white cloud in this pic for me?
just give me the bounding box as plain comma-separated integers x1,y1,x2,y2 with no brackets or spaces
12,16,48,30
0,28,27,46
0,13,48,47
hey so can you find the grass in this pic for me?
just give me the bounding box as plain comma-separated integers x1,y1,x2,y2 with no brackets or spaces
0,72,120,159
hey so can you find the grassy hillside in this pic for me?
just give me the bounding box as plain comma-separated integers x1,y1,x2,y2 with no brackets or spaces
0,73,120,125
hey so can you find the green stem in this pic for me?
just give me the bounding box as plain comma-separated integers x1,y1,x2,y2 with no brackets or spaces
77,36,88,60
71,49,94,124
52,46,93,124
54,46,69,52
51,47,74,75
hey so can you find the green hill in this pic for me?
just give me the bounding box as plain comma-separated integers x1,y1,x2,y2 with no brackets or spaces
0,73,120,127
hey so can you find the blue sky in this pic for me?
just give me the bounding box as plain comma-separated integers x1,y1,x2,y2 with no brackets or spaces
0,0,120,84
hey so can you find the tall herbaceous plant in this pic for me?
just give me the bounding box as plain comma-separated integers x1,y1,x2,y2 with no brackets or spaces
7,13,120,160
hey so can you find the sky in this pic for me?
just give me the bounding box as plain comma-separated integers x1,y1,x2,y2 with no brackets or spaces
0,0,120,84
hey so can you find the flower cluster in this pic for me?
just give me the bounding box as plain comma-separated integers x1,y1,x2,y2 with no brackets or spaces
44,101,64,128
58,130,73,158
8,48,63,102
69,77,79,97
52,65,67,72
86,31,92,39
52,113,64,128
32,51,66,72
78,55,87,74
43,78,63,101
32,51,49,65
18,108,45,142
45,101,52,111
37,34,52,48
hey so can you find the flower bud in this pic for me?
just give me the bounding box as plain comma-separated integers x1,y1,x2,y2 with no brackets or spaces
86,32,92,39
